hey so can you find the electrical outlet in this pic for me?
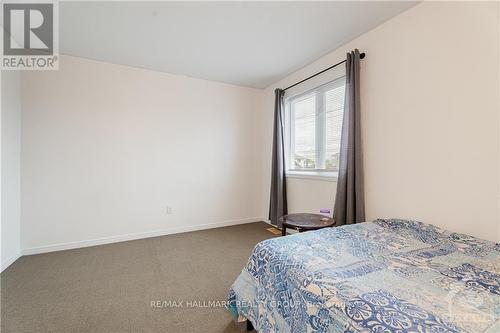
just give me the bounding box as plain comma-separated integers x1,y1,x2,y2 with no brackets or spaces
166,206,173,214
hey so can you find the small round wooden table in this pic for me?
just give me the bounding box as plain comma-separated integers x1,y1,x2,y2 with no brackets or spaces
279,213,335,236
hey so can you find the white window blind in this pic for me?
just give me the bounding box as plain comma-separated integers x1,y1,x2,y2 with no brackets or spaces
285,76,346,173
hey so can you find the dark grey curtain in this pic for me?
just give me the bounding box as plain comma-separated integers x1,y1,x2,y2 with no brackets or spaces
333,49,365,225
269,89,287,227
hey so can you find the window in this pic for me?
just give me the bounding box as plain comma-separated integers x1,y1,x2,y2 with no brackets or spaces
285,77,346,177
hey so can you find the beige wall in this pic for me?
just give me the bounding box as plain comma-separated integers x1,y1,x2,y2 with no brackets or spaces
261,1,500,241
21,55,265,252
286,178,335,215
1,71,22,270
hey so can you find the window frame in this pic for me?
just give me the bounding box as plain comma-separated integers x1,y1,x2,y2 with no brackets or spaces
284,76,346,180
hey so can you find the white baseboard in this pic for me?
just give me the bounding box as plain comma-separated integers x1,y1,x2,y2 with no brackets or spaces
22,217,264,256
1,253,21,273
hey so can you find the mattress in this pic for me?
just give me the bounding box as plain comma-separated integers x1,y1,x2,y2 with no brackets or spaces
227,219,499,332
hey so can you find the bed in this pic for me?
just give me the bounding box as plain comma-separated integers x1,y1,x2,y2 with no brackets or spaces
227,219,499,332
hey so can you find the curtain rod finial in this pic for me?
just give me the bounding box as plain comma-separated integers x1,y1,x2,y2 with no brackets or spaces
360,52,366,59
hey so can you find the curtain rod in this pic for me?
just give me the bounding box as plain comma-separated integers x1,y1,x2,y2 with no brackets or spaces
283,52,365,92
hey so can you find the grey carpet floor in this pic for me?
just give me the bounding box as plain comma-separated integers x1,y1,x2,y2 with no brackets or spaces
1,222,277,333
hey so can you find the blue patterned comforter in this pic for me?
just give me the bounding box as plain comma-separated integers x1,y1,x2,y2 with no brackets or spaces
227,219,499,332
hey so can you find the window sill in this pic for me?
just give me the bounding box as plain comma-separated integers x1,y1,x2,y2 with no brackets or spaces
286,171,338,182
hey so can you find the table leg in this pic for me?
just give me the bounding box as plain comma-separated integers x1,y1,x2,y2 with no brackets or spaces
281,225,286,236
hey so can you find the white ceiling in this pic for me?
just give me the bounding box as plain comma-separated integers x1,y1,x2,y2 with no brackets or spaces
60,1,417,88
